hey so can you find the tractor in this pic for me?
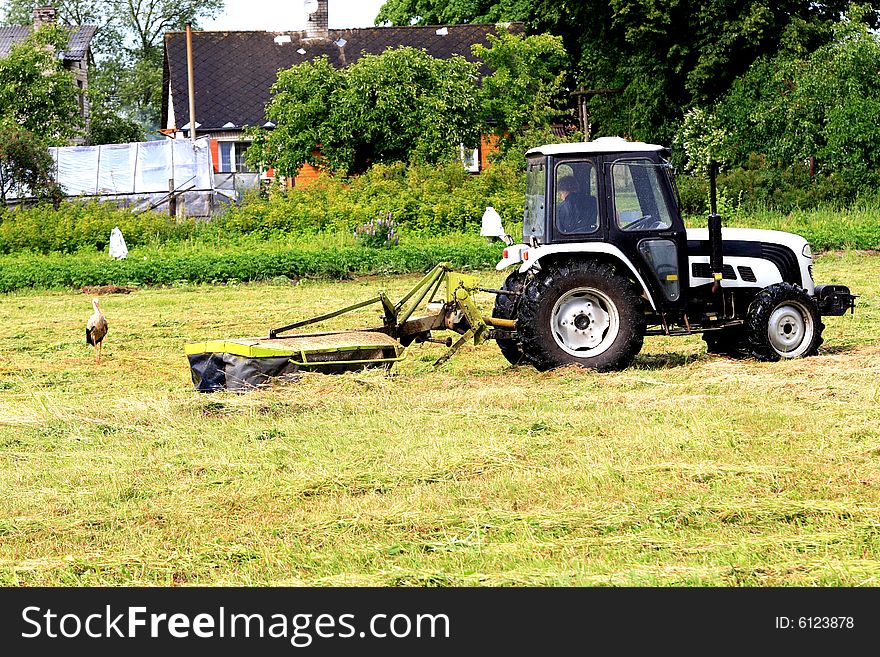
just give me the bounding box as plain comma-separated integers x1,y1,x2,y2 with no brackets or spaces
185,136,856,391
483,136,856,371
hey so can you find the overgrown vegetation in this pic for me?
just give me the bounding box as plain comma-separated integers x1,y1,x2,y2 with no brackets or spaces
2,152,880,293
678,7,880,208
0,25,82,144
0,238,503,293
0,127,60,206
223,161,524,237
247,49,482,177
0,252,876,585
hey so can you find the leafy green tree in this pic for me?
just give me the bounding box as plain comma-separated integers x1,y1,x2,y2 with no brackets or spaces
0,25,81,143
88,90,146,144
248,48,482,177
473,28,569,152
0,124,59,204
712,7,880,194
376,0,530,25
373,1,879,146
2,0,224,137
246,57,341,178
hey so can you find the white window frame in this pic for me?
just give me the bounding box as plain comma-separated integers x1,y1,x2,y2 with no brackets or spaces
217,140,254,173
460,143,480,173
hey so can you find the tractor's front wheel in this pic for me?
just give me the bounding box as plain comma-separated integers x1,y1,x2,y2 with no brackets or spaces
517,261,646,371
745,283,824,361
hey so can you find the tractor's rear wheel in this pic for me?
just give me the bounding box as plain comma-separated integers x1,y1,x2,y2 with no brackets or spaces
745,283,824,361
517,261,645,372
493,271,527,365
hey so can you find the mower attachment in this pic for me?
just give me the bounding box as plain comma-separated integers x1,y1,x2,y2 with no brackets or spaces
185,263,507,391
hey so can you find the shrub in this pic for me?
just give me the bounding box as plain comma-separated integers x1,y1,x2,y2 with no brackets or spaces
0,201,199,254
0,240,504,292
218,159,525,238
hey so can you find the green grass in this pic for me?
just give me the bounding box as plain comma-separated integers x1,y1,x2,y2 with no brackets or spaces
0,252,878,586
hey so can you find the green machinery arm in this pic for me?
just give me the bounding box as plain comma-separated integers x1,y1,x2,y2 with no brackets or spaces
268,263,513,368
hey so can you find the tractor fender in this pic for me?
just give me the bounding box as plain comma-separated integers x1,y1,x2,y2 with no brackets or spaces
516,243,658,311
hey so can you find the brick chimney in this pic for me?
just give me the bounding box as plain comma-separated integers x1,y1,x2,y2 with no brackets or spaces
32,5,58,29
304,0,329,39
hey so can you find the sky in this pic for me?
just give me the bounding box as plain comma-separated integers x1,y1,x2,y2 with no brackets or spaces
0,1,389,31
202,0,388,32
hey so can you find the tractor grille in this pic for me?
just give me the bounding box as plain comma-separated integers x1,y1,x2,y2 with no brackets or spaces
737,266,757,282
688,240,801,286
692,263,736,280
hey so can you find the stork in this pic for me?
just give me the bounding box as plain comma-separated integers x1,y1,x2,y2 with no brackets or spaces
86,298,108,364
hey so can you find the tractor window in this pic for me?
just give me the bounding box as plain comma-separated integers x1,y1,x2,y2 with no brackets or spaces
523,158,546,241
612,160,673,232
554,161,599,235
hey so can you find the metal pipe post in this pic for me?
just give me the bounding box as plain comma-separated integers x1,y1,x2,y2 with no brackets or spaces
186,24,197,144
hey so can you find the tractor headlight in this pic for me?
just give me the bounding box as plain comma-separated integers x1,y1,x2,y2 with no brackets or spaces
802,244,812,259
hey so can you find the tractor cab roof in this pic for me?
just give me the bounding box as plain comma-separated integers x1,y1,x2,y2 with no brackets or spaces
528,136,668,157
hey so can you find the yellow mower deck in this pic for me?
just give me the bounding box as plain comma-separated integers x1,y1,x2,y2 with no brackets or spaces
185,331,404,362
185,263,510,392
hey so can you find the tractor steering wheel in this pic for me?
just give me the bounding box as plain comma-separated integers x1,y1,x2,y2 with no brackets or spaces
625,214,658,231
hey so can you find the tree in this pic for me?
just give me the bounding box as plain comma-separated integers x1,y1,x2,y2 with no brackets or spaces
376,0,530,25
247,57,341,178
373,1,880,145
0,25,82,143
88,89,146,144
711,8,880,194
248,48,482,177
473,28,570,153
0,124,59,205
2,0,224,137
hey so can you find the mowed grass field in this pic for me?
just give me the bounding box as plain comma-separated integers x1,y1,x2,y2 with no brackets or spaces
0,251,878,586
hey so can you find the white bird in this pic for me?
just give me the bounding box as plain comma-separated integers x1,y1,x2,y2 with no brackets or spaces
86,298,108,364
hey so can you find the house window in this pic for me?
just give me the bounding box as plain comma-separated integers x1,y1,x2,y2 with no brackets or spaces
218,141,253,173
460,144,480,173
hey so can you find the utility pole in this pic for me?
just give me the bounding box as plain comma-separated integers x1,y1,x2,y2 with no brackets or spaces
186,24,197,145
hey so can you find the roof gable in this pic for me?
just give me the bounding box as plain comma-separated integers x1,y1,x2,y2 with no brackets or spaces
163,23,523,132
0,24,96,60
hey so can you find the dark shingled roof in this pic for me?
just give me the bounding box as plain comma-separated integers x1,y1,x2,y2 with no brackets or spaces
0,24,96,60
163,23,523,132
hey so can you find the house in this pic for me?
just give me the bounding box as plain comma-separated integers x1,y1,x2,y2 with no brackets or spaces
161,0,522,186
0,6,96,143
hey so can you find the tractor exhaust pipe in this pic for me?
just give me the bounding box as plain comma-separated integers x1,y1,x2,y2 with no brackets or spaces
708,161,723,293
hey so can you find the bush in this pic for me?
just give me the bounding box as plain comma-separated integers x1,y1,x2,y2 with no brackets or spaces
0,201,200,254
676,155,853,218
219,159,525,238
0,240,504,292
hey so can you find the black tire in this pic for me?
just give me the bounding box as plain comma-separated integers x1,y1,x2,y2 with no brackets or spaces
493,271,528,365
702,326,747,358
517,260,646,372
744,283,824,361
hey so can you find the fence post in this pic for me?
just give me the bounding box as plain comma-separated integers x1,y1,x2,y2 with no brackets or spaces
169,178,176,218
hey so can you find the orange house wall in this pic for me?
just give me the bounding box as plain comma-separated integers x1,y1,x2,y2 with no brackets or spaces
286,135,502,187
480,134,500,170
209,139,219,172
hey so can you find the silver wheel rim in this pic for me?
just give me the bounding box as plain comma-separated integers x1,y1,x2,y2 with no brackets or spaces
550,287,620,358
767,301,814,358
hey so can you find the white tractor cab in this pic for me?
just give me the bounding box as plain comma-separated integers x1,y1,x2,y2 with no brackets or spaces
482,136,856,371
